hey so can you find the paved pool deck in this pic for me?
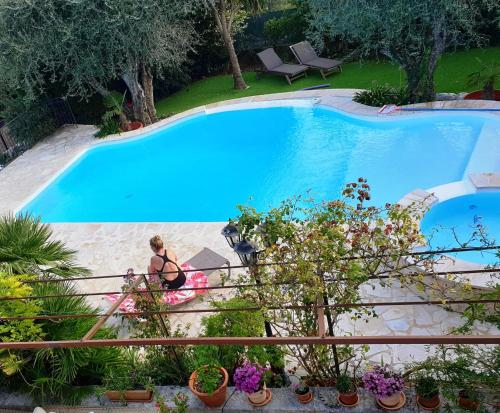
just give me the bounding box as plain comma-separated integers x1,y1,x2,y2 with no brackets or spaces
0,90,499,368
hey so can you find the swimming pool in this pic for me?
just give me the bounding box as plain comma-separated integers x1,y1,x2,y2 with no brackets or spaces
421,192,500,265
21,104,488,222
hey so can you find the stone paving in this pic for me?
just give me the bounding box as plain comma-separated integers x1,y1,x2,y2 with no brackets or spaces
0,91,499,369
1,386,498,412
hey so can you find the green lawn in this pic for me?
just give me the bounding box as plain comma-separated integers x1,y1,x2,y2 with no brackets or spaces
156,47,500,116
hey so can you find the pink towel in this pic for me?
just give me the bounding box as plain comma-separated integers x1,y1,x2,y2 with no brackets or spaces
104,263,209,312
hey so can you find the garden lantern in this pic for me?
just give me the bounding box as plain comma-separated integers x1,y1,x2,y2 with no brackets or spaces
233,240,259,267
221,224,240,248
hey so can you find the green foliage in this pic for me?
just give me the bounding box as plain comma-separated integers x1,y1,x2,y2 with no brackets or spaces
194,365,223,395
0,214,89,278
336,374,355,393
414,345,499,411
415,375,439,399
308,0,494,102
155,47,500,116
95,91,126,138
4,103,57,150
100,348,152,398
14,281,122,404
232,180,424,381
0,273,44,375
192,298,285,381
155,391,190,413
467,58,500,98
353,82,410,107
95,118,120,138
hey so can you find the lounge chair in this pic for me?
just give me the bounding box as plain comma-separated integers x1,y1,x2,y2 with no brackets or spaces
290,41,342,79
256,48,308,85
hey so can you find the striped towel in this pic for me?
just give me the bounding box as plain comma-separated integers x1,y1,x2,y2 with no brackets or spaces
104,263,208,312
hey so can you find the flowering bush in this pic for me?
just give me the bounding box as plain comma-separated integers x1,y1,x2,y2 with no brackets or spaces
362,365,404,399
233,362,268,394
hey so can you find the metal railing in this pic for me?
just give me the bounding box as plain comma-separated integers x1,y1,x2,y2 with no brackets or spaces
0,97,76,158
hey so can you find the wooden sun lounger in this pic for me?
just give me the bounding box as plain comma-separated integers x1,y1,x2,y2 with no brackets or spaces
256,48,309,85
290,41,342,79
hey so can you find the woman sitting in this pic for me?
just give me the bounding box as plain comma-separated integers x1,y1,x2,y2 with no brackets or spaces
148,235,186,290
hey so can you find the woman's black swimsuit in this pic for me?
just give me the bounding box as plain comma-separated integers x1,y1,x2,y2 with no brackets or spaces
156,250,186,289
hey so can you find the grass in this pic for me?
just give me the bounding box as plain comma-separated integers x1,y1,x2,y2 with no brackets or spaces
156,47,500,116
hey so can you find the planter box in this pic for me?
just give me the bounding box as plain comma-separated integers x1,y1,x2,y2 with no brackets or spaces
464,90,500,101
105,389,153,402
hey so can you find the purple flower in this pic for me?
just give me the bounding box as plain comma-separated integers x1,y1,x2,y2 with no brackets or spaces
233,362,268,394
362,365,404,399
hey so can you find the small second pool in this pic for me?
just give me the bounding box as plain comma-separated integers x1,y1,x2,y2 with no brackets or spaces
421,192,500,265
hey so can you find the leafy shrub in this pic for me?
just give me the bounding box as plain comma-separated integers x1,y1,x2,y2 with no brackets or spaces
95,92,125,138
0,273,44,376
100,348,153,403
415,375,439,399
192,298,285,384
20,281,123,404
95,117,120,138
354,82,410,107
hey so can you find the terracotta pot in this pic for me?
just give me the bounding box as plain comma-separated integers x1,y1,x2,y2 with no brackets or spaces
339,390,359,406
105,389,152,402
121,121,144,132
464,90,500,101
188,367,228,408
379,392,402,408
248,385,268,404
458,390,480,410
295,389,313,403
417,394,440,409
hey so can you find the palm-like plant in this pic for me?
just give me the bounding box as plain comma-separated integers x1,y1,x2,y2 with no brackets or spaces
0,214,89,278
467,58,500,100
19,281,123,404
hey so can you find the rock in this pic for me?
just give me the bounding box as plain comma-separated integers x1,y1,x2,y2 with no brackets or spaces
413,307,433,326
386,319,410,332
435,92,460,101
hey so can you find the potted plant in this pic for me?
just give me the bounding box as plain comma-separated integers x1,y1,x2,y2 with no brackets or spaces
101,352,153,403
458,388,480,411
465,59,500,101
188,364,228,408
336,374,359,407
233,362,272,407
155,392,189,413
415,375,440,410
362,365,405,409
292,380,313,404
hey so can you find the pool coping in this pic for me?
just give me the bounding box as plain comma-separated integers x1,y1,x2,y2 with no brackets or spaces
7,89,500,216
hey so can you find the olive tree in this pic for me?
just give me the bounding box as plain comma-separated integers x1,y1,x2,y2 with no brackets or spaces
307,0,497,102
0,0,197,125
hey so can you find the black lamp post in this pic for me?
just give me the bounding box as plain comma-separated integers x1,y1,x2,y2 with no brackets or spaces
221,224,240,248
233,240,259,266
233,239,273,338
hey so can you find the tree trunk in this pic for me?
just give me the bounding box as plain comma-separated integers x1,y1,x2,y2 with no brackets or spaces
213,5,247,90
122,66,152,126
405,64,436,104
140,62,158,123
483,81,495,100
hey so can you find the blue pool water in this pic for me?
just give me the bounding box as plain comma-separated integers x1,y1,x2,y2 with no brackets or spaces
421,192,500,264
22,105,486,222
